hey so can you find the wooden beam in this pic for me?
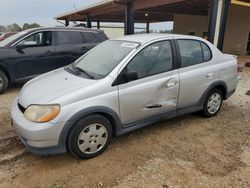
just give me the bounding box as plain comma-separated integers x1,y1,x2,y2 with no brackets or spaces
133,0,185,10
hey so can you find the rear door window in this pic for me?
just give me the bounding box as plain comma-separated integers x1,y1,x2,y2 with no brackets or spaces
57,31,84,45
177,39,203,67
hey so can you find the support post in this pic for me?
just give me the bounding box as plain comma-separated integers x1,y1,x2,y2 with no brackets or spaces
97,21,100,29
86,15,92,28
208,0,229,51
146,22,150,33
208,0,219,44
65,20,69,27
124,0,134,35
217,0,230,51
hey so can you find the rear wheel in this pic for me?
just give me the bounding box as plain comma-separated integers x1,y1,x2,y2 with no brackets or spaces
201,88,223,117
67,115,112,159
0,70,8,94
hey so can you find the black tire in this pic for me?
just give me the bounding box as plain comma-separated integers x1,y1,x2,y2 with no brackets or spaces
0,70,8,94
67,114,112,159
201,88,223,117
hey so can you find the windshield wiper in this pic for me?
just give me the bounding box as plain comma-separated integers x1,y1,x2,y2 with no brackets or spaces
73,66,95,79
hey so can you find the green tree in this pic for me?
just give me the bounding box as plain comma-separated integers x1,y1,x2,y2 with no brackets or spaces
6,23,22,32
0,25,6,32
23,23,41,30
29,23,40,28
23,23,30,30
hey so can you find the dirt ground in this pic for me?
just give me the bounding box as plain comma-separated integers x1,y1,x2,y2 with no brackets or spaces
0,58,249,188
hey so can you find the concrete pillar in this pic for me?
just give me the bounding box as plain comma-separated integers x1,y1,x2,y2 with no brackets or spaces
217,0,230,50
208,0,229,50
124,0,134,35
208,0,219,44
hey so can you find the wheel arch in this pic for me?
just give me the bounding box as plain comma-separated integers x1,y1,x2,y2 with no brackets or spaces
200,80,228,105
58,106,122,149
0,64,11,83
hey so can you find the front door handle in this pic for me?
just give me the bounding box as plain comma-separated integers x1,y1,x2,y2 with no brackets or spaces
146,104,162,109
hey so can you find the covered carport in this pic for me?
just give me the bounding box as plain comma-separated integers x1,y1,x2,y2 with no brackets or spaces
55,0,230,51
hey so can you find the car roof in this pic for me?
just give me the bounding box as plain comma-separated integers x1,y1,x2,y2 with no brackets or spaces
113,33,205,44
23,26,104,33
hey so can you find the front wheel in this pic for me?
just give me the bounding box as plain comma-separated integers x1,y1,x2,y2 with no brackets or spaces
0,70,8,94
67,115,112,159
201,88,223,117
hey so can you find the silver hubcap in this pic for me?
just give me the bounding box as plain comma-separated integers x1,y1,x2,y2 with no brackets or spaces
207,92,222,114
77,124,108,154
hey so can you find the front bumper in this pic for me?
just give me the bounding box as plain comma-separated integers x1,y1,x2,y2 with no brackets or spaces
11,97,66,155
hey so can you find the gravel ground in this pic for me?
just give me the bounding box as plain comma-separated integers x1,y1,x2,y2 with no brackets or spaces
0,58,249,188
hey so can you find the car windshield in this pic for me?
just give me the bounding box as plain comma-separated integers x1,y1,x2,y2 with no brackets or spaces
72,40,139,78
0,31,27,47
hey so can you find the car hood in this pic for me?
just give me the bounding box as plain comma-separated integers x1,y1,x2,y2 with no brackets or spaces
18,68,96,107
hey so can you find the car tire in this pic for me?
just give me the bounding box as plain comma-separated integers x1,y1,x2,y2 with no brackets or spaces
201,88,223,117
67,114,112,159
0,70,8,94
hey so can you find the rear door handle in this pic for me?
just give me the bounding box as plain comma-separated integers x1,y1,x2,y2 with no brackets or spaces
165,78,178,88
166,82,177,88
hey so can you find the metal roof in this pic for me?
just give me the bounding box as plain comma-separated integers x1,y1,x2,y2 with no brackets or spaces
55,0,210,23
55,0,116,21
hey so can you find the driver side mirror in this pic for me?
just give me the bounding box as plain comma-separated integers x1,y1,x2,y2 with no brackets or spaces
16,44,26,52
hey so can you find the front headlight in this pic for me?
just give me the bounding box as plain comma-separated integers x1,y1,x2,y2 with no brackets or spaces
24,104,60,123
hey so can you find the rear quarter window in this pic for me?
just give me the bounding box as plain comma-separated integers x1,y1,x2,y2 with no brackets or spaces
82,32,107,43
57,31,84,45
201,42,212,62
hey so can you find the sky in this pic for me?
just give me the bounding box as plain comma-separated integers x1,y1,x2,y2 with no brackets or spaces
0,0,173,30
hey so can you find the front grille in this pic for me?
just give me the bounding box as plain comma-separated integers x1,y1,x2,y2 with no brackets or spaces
18,103,26,113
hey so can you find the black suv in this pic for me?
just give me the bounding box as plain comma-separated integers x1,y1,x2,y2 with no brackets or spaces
0,27,108,93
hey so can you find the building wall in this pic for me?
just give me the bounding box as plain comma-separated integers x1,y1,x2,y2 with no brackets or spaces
173,14,209,38
223,4,250,55
173,4,250,55
101,27,124,38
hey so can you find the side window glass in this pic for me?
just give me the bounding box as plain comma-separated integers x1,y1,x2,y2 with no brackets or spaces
57,31,83,45
19,31,52,47
201,42,212,61
82,32,97,43
127,41,173,79
177,39,203,67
